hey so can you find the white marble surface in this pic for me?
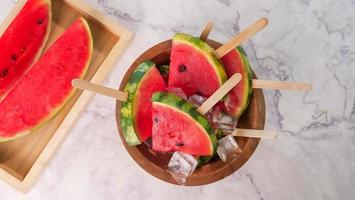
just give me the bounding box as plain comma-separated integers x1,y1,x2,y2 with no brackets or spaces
1,0,355,199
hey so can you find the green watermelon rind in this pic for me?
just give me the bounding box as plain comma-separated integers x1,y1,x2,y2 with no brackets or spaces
158,65,170,76
0,18,93,142
173,33,227,85
237,47,253,118
120,61,156,146
151,92,217,157
227,47,253,118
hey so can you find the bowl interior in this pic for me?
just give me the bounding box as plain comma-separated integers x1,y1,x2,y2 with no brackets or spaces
115,39,265,186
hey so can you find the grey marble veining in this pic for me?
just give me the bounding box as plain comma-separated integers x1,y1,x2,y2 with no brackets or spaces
0,0,354,199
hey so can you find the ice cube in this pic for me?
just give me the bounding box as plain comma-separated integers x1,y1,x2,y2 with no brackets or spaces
166,87,187,100
217,135,242,162
187,94,207,107
211,107,237,134
167,151,198,185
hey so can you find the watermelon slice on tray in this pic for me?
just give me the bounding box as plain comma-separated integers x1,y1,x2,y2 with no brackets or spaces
0,0,51,101
151,92,217,156
221,47,253,118
168,33,227,97
0,18,93,142
120,61,167,146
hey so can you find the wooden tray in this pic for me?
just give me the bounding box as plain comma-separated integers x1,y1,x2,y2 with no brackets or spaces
116,40,265,186
0,0,132,192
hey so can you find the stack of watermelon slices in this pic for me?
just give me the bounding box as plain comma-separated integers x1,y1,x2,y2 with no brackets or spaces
120,32,253,160
0,0,93,141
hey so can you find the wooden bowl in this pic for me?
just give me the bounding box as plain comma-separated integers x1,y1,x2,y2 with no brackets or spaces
115,39,265,186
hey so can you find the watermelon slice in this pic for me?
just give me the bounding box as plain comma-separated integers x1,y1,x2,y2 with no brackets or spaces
120,61,167,146
151,92,217,156
0,18,93,142
168,33,227,97
221,47,253,118
0,0,51,101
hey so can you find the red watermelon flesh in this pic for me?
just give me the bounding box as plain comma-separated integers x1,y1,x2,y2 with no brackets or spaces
0,18,92,141
152,103,214,156
133,66,167,142
0,0,51,101
168,33,227,97
151,92,216,156
221,47,253,118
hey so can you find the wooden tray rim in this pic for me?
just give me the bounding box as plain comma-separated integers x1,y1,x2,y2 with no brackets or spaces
0,0,133,192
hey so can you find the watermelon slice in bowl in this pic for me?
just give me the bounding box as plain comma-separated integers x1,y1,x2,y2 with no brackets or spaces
151,92,217,156
221,47,253,118
120,61,167,146
116,39,265,186
168,33,227,97
0,0,52,102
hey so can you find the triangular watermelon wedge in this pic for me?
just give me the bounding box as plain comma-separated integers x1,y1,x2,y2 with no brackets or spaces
120,61,167,146
0,18,92,142
168,33,227,97
221,47,253,118
151,92,217,156
0,0,52,102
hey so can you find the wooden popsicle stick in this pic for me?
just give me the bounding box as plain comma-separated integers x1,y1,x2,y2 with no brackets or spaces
252,79,312,91
215,18,268,58
72,79,128,101
200,21,214,41
197,73,242,115
229,128,277,139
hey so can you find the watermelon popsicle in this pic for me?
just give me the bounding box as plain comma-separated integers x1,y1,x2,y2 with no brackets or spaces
73,61,167,146
202,18,312,117
152,74,242,184
151,73,242,155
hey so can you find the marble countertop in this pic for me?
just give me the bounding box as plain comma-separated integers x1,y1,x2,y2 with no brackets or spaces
1,0,355,199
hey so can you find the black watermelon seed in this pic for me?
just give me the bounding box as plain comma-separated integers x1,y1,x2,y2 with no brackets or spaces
176,142,184,147
10,54,17,61
37,19,43,25
195,91,202,96
178,64,186,72
0,69,8,77
153,117,159,123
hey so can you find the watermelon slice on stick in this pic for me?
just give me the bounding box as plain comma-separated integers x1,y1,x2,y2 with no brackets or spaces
151,73,242,156
0,18,93,142
0,0,52,101
168,33,227,97
73,61,167,146
151,92,217,156
221,47,253,118
192,18,311,118
120,61,166,146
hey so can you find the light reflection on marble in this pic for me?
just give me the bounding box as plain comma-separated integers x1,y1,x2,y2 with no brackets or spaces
0,0,354,199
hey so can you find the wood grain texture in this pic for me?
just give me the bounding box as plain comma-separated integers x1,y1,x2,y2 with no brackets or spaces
215,18,268,58
0,0,132,192
197,73,242,115
252,79,312,91
72,79,128,101
199,21,214,41
115,39,265,186
230,128,277,139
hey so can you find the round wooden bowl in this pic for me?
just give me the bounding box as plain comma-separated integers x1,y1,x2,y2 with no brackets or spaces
115,39,265,186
